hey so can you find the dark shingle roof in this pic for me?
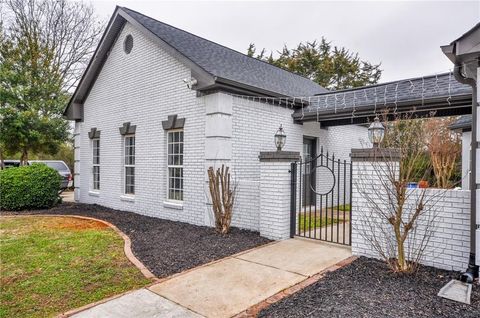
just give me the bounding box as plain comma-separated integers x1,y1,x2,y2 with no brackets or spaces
298,72,471,115
449,115,472,130
122,7,327,97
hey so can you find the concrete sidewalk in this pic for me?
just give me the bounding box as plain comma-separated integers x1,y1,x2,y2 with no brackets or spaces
71,289,202,318
150,239,351,318
72,239,351,318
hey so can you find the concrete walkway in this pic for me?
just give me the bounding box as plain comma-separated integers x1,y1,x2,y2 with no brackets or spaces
71,289,202,318
72,239,351,318
150,239,351,318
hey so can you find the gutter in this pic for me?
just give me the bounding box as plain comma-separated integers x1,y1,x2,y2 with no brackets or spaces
452,63,479,283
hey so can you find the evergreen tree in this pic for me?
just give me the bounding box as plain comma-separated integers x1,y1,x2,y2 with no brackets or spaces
248,38,382,90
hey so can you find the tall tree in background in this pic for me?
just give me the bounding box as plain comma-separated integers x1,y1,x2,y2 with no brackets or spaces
247,38,382,90
0,30,69,164
4,0,104,91
0,0,104,165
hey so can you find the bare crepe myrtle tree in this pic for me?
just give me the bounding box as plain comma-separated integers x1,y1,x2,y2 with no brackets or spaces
2,0,105,91
356,114,447,273
207,165,237,234
424,118,462,188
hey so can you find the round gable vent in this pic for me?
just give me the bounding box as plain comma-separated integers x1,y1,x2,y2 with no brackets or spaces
124,34,133,54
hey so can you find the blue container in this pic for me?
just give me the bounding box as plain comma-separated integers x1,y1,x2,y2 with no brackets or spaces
407,182,418,189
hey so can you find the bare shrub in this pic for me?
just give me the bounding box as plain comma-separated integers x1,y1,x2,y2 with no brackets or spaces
356,114,446,273
207,165,236,234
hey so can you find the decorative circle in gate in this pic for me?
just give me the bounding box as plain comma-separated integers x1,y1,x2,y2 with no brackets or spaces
311,165,336,195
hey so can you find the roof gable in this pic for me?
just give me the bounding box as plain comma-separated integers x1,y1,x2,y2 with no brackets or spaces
65,6,327,119
120,7,327,97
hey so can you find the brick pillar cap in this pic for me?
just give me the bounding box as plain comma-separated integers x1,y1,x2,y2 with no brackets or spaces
259,151,301,162
350,148,401,162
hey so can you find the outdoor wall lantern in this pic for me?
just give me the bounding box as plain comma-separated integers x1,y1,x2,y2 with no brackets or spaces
274,124,286,151
368,116,385,148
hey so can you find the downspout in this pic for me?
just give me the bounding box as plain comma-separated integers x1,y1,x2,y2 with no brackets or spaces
453,64,479,283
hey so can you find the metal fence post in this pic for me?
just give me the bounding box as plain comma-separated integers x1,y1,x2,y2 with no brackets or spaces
290,162,297,238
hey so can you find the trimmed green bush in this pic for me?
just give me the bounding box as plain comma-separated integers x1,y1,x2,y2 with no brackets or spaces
0,163,61,210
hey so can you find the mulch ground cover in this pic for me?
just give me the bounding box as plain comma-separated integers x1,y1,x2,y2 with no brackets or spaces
259,257,480,318
3,202,271,278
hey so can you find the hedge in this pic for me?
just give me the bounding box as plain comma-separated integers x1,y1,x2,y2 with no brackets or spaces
0,163,61,211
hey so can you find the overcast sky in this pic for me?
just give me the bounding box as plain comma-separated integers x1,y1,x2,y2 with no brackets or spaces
91,0,479,83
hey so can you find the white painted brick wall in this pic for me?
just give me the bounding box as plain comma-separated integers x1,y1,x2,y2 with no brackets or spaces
231,99,317,231
351,160,471,271
75,21,369,235
230,98,367,231
259,161,292,239
76,22,205,225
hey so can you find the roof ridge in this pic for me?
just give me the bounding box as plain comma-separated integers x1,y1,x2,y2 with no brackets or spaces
120,6,323,86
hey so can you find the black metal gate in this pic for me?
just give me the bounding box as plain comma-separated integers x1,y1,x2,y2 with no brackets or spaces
290,147,352,245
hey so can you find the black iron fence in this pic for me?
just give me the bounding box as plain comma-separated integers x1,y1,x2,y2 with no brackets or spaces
290,147,352,245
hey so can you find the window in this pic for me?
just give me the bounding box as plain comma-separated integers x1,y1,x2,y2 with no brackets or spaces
124,34,133,54
92,139,100,190
167,130,183,201
124,135,135,195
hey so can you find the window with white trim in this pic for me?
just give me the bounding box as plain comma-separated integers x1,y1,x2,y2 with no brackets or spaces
124,135,135,195
167,130,183,201
92,138,100,190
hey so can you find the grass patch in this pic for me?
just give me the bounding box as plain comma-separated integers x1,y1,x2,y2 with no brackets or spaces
0,216,150,318
337,204,351,212
298,215,340,232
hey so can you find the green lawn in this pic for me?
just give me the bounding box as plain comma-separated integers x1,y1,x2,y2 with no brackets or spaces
0,216,150,318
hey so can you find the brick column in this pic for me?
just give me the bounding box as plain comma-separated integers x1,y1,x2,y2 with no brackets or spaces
476,68,480,266
73,122,82,202
204,93,233,226
259,151,300,240
350,148,400,258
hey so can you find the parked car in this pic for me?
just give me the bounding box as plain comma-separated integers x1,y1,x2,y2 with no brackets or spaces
1,160,21,169
1,160,72,191
30,160,72,190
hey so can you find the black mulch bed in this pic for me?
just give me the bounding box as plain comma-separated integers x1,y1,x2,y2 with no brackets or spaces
259,257,480,318
3,202,271,278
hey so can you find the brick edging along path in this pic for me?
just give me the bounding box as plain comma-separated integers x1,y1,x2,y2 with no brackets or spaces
233,256,358,318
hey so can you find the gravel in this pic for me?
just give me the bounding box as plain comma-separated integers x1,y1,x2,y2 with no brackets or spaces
259,257,480,318
3,202,271,278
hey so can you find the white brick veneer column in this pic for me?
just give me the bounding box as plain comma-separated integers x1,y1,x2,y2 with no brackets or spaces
476,67,480,266
204,93,233,226
73,122,82,202
259,151,300,240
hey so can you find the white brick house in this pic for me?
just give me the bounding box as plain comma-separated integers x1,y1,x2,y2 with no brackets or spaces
65,6,367,235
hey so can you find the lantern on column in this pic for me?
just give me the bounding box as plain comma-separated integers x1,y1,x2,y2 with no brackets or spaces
274,125,286,151
368,116,385,148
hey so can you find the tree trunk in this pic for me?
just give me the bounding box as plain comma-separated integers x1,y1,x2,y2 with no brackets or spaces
207,165,235,234
397,236,407,271
20,149,28,166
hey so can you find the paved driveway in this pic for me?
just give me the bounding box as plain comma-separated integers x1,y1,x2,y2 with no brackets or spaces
60,191,75,202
